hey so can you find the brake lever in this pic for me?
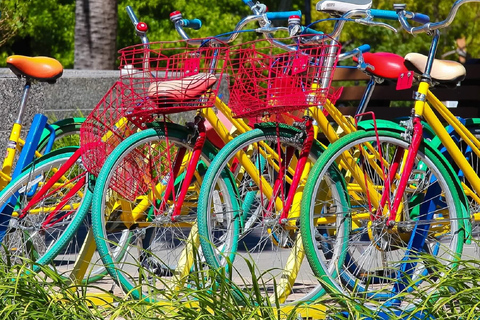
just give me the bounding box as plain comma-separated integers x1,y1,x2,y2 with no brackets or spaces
255,26,289,34
251,2,267,15
354,18,398,33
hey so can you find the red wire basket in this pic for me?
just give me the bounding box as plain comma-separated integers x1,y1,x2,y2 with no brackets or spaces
80,81,186,200
118,39,228,116
80,39,228,199
227,35,341,119
80,82,139,186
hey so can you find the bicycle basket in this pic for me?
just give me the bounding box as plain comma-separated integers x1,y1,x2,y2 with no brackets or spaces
228,35,341,119
118,38,228,115
80,81,158,200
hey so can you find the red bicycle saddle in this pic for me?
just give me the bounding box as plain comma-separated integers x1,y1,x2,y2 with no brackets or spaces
148,73,217,102
353,52,409,79
7,55,63,82
354,52,466,84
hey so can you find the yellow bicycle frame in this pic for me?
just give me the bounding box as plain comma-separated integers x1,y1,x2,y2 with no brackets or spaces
414,82,480,222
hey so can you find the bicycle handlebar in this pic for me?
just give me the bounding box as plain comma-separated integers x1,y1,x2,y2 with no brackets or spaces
266,11,302,20
126,6,149,45
171,1,435,47
171,8,305,46
338,44,370,61
177,11,301,32
182,18,203,30
126,6,139,25
316,7,432,42
301,26,324,35
395,0,480,34
370,9,430,24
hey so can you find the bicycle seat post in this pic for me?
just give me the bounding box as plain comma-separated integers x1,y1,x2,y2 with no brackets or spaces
16,79,32,125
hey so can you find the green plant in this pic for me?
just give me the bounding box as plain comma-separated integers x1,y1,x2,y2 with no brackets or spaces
0,255,107,319
4,239,480,319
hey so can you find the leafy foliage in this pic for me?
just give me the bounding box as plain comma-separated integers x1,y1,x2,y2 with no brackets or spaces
0,0,75,67
310,0,480,60
1,0,479,69
0,3,20,47
0,255,103,319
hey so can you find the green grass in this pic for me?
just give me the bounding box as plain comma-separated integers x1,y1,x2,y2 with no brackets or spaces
3,246,480,319
0,256,103,320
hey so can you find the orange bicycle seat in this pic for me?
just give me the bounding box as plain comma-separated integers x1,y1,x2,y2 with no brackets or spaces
6,55,63,82
148,73,217,102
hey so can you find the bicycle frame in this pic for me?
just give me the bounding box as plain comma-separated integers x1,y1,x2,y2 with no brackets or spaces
388,29,479,229
398,84,480,221
0,105,57,190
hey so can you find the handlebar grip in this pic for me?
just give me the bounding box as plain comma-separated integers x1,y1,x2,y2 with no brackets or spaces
266,10,302,21
370,9,430,23
369,9,399,20
410,12,430,24
182,18,202,30
357,44,371,53
301,26,323,35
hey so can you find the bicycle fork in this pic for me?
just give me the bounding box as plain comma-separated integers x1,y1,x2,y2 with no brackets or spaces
164,115,206,221
383,116,423,227
262,118,315,224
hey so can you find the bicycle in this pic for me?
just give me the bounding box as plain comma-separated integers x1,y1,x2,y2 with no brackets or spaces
93,4,432,303
0,56,84,252
0,1,421,302
87,4,331,301
2,56,84,186
299,0,478,307
0,3,305,289
195,1,431,305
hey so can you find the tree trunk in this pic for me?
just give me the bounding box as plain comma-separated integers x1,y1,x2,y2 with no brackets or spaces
304,0,311,26
74,0,117,70
278,0,293,12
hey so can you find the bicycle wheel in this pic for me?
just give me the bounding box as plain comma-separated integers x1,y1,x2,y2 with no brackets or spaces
37,117,84,153
197,123,338,305
0,147,91,274
301,129,466,303
91,123,222,300
430,119,480,261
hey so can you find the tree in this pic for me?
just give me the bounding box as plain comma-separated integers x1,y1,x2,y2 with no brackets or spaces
74,0,118,69
0,4,19,47
1,0,478,69
310,0,480,61
0,0,75,67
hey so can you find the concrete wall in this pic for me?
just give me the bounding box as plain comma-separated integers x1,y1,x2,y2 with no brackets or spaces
0,69,118,146
0,68,229,149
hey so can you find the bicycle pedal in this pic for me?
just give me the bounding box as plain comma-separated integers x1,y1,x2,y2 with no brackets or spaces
293,121,307,130
185,122,196,130
141,258,174,277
